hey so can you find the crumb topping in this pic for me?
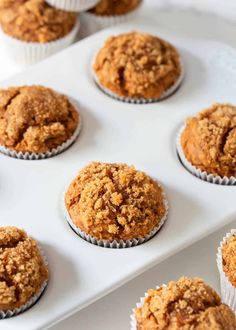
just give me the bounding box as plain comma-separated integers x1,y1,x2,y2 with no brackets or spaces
0,0,77,43
0,85,79,153
181,103,236,177
65,162,166,241
93,32,181,100
89,0,141,16
0,226,48,311
222,235,236,287
135,277,236,329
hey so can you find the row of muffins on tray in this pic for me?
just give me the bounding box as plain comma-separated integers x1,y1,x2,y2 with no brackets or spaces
0,0,143,65
2,224,236,330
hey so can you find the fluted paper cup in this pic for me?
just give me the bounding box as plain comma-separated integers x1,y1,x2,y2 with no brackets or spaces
0,19,80,66
217,229,236,313
46,0,100,12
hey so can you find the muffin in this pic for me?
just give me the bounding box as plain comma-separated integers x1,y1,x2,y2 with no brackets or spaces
64,162,168,248
46,0,100,12
80,0,142,37
0,0,79,65
179,103,236,185
89,0,141,16
0,226,48,318
132,277,236,330
92,32,183,103
217,230,236,313
0,85,80,159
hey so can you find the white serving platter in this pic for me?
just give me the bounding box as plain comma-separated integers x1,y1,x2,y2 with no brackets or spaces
1,16,236,330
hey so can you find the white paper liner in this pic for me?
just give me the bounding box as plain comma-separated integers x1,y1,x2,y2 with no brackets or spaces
130,284,167,330
46,0,100,12
0,19,80,66
92,55,184,104
0,107,82,160
63,182,169,249
217,229,236,313
176,126,236,185
0,246,48,319
80,1,143,36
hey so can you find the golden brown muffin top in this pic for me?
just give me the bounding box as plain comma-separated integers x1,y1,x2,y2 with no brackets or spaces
0,0,77,42
0,85,79,153
222,235,236,287
90,0,141,16
93,32,181,100
65,162,166,241
135,277,236,330
181,103,236,177
0,226,48,311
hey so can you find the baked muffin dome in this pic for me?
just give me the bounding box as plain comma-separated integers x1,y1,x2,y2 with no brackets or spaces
89,0,141,16
0,0,77,43
0,226,48,311
135,277,236,330
65,162,167,241
181,103,236,177
0,85,79,154
222,234,236,287
93,32,182,100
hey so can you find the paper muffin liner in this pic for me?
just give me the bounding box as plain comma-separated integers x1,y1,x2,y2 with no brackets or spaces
0,246,48,319
217,229,236,313
46,0,100,12
130,284,166,330
176,126,236,185
92,56,184,104
0,108,82,160
0,19,80,66
80,1,143,36
63,183,168,249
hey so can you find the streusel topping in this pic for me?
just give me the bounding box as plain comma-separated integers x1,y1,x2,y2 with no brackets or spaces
0,0,77,43
90,0,141,16
0,226,48,311
93,32,181,99
65,162,166,241
222,235,236,287
135,277,236,330
181,103,236,177
0,85,79,153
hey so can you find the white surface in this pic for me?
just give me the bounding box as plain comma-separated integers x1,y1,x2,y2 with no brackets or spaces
1,15,236,330
1,2,236,330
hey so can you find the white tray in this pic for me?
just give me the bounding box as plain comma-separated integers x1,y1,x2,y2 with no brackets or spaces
1,16,236,330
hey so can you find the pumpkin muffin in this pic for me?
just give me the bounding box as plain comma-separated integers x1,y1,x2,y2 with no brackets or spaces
89,0,141,16
65,162,167,243
222,234,236,287
134,277,236,330
0,85,79,155
0,226,48,313
180,103,236,178
0,0,77,43
93,32,182,101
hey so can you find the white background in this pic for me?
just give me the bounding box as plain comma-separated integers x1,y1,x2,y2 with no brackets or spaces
0,1,236,329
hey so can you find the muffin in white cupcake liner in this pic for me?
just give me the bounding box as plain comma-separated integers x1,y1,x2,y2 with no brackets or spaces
130,284,166,330
63,185,168,249
0,19,80,66
0,246,48,319
92,56,184,104
80,1,143,37
0,108,82,160
217,229,236,313
176,126,236,185
46,0,100,12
